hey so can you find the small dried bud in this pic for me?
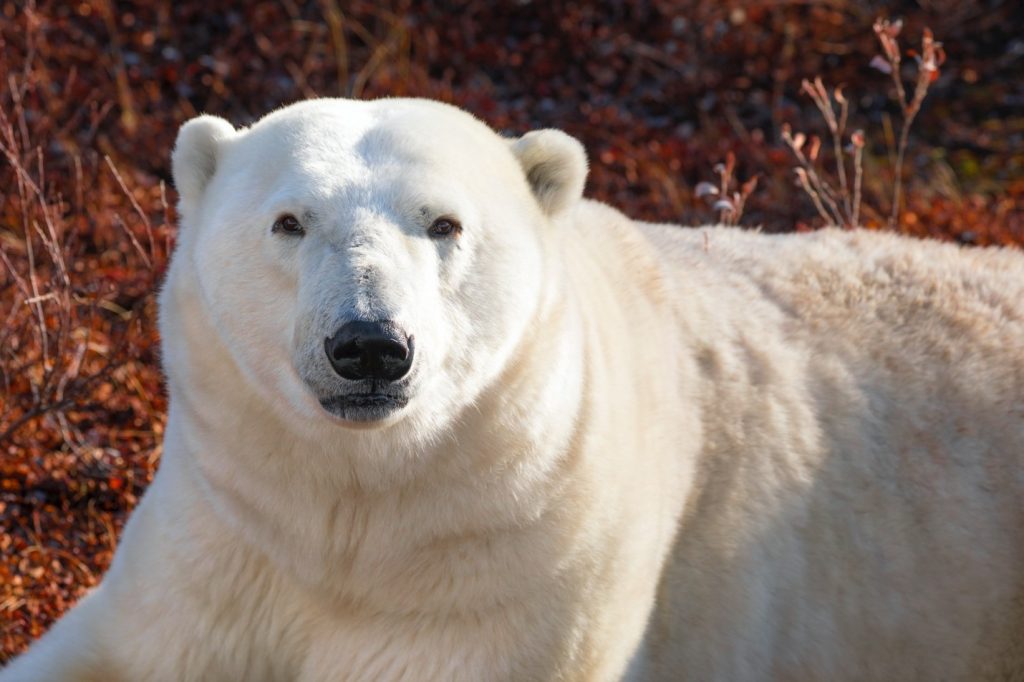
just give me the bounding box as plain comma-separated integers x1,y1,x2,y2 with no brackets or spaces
813,77,828,101
741,175,759,197
873,18,903,63
918,30,945,75
792,132,806,152
850,129,865,148
874,17,902,39
808,135,822,162
695,182,719,198
870,55,893,74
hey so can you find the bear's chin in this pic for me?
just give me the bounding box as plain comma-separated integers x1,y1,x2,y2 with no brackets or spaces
318,393,410,426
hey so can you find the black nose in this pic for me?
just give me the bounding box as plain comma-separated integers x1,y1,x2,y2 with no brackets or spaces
324,320,414,382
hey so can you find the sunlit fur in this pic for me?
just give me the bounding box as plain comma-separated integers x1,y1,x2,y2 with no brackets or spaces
3,98,1023,681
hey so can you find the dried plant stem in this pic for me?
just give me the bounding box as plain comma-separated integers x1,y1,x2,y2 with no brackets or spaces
889,81,930,227
805,79,853,221
0,396,76,446
886,59,907,106
784,122,849,227
104,155,155,265
852,140,864,228
784,78,865,229
785,20,941,231
809,166,842,224
890,119,912,227
0,98,128,447
833,97,851,219
795,169,835,225
873,20,945,228
694,152,758,226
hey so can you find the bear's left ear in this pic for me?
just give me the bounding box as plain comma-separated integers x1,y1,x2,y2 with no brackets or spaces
510,129,588,217
172,114,236,217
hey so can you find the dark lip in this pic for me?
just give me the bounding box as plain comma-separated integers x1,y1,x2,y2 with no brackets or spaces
319,393,409,422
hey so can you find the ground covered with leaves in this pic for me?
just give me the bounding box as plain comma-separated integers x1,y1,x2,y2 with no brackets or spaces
1,0,1022,660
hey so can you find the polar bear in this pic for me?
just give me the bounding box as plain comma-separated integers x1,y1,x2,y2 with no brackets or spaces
3,98,1023,681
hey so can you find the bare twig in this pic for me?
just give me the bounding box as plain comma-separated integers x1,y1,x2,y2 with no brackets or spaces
872,19,945,228
104,155,155,265
851,130,865,228
782,122,848,227
695,152,758,227
783,19,942,231
0,93,152,446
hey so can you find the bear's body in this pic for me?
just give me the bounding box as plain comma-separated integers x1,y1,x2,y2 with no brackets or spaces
2,99,1022,681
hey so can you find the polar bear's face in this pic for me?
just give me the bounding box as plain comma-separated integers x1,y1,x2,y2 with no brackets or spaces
167,99,586,435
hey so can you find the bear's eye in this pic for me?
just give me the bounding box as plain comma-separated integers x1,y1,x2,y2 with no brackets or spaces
428,217,461,238
272,214,305,236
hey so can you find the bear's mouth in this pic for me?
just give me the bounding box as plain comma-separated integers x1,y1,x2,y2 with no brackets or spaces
318,392,410,423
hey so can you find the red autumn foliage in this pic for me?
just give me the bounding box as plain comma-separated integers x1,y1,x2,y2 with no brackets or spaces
1,0,1022,661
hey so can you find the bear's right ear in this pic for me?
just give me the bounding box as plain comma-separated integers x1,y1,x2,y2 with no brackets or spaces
172,115,235,216
510,129,588,217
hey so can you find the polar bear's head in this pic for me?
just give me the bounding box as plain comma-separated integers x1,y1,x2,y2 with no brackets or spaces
165,99,586,438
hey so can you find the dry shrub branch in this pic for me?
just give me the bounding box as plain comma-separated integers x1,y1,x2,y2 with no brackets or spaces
871,19,946,227
781,18,947,230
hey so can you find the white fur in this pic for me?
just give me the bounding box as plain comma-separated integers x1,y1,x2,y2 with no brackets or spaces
511,129,588,216
4,98,1023,681
171,114,236,218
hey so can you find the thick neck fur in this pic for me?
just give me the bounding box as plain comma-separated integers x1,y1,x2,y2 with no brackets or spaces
157,238,595,616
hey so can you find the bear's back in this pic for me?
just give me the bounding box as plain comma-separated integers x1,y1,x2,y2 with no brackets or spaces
623,218,1024,680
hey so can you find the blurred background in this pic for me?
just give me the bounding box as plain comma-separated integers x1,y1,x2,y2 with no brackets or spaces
1,0,1022,659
